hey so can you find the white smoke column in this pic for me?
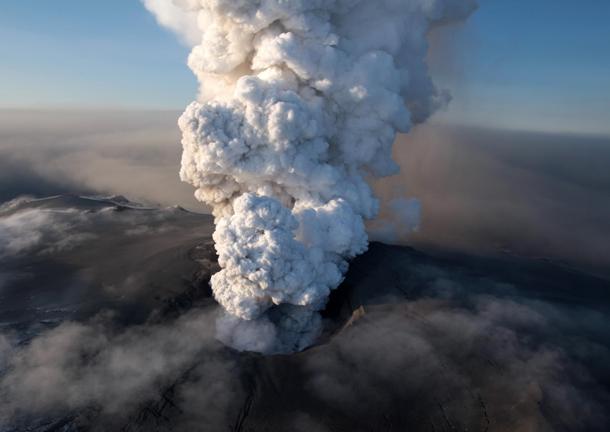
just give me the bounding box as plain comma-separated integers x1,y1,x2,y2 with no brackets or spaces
145,0,477,353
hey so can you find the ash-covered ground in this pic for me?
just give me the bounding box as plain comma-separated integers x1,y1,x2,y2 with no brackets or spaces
1,195,609,431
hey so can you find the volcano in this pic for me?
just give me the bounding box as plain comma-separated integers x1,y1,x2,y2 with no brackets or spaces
1,195,609,431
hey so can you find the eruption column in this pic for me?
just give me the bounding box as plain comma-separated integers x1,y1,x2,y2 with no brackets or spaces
145,0,476,353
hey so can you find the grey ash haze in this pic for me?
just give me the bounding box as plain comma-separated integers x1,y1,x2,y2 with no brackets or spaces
0,109,609,430
2,109,609,275
0,109,199,209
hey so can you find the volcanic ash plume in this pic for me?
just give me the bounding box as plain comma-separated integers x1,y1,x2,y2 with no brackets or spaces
146,0,476,353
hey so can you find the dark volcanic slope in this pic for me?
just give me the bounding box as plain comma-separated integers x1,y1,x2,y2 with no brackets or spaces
0,195,215,338
223,245,610,432
1,196,609,432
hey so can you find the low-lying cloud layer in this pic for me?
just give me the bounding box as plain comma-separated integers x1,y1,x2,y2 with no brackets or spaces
0,197,188,260
305,299,610,431
0,217,608,430
1,310,219,418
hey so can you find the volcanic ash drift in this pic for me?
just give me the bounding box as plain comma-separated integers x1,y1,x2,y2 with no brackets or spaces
147,0,477,353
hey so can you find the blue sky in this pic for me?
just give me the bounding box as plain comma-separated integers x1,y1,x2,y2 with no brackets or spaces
0,0,195,108
1,0,609,134
434,0,610,135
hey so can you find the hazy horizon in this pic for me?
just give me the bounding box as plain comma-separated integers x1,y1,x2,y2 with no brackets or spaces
2,0,610,136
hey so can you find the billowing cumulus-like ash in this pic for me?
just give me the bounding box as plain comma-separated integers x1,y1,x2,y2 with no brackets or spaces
146,0,476,353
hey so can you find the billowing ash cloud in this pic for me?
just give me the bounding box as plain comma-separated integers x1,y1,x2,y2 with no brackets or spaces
142,0,201,45
146,0,477,353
